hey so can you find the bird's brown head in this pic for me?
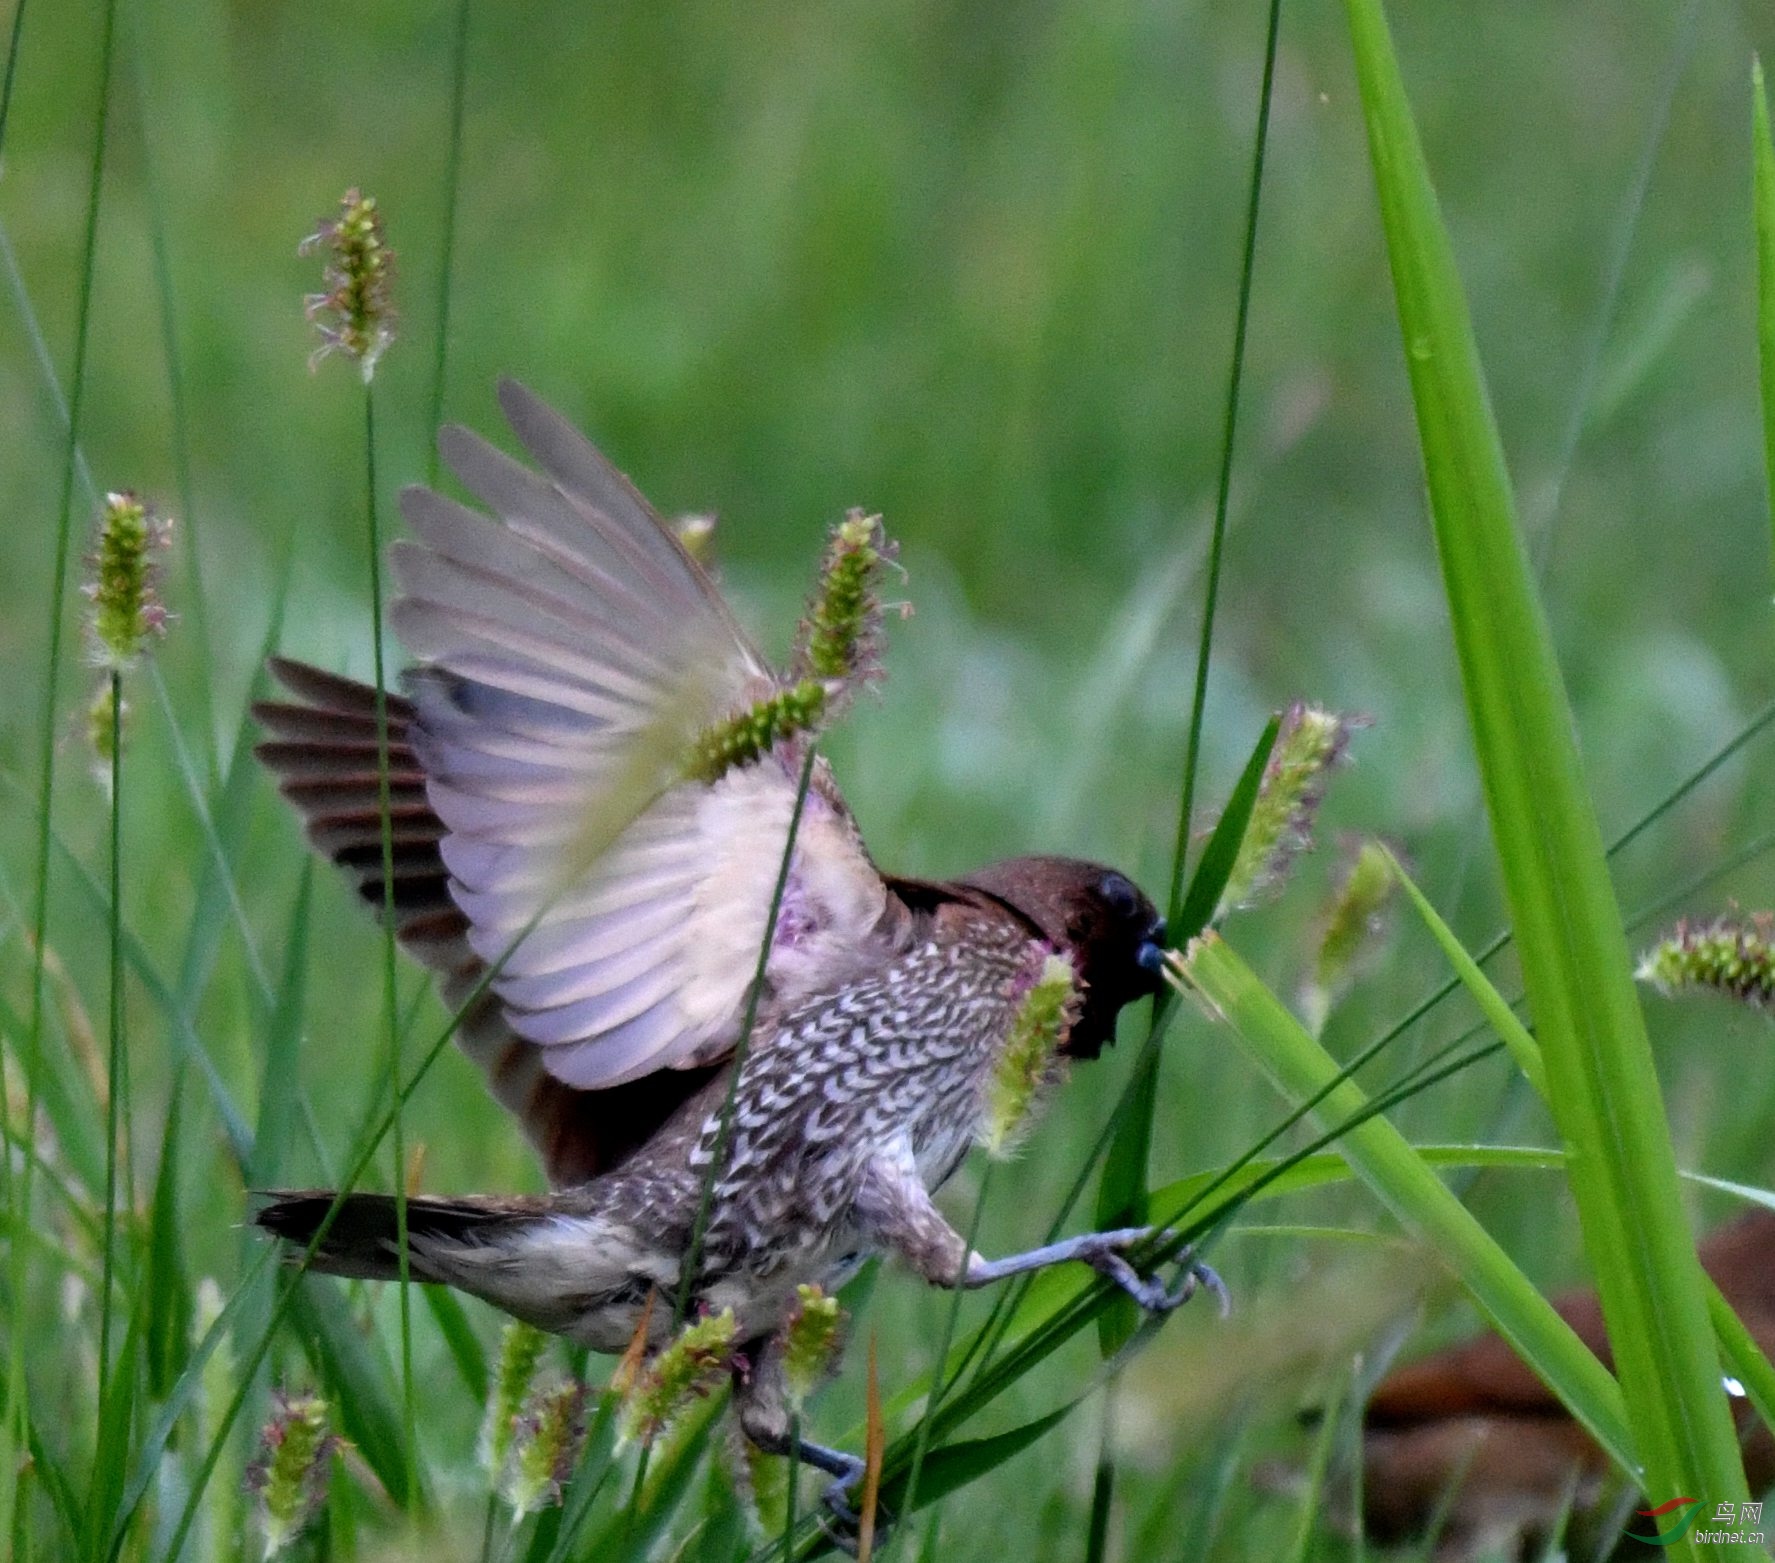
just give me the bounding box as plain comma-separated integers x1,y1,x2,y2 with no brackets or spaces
959,855,1167,1058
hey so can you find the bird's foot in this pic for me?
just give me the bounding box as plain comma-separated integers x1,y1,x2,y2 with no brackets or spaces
1078,1227,1231,1318
815,1451,891,1556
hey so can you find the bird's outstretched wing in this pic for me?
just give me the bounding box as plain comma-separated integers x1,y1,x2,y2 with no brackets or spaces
256,380,890,1179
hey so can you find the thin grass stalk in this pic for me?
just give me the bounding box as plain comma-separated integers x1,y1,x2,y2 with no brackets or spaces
782,1414,799,1563
1082,1389,1114,1563
625,745,818,1526
1343,0,1747,1529
428,0,472,486
1099,0,1281,1374
1754,57,1775,588
0,0,25,153
1164,0,1282,919
673,744,821,1332
359,379,419,1504
96,672,124,1448
9,0,118,1542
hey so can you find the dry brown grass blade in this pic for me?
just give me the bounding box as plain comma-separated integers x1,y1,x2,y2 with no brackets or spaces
858,1333,885,1562
612,1286,658,1399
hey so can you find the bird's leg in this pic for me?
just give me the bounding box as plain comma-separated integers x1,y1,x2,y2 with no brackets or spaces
732,1334,877,1553
855,1139,1228,1317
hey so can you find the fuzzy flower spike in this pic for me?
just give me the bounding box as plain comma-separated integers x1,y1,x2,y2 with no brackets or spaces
979,951,1081,1157
301,188,397,379
1218,702,1364,918
499,1379,590,1521
480,1320,549,1479
246,1390,342,1558
84,491,171,670
1637,912,1775,1010
1301,837,1398,1034
617,1307,738,1447
687,509,900,784
781,1283,845,1414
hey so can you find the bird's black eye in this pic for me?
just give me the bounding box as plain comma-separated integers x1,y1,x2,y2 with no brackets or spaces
1098,872,1140,920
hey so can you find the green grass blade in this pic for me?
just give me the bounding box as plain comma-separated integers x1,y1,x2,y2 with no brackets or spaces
880,1396,1084,1516
145,1077,192,1402
83,1290,142,1562
1383,847,1546,1097
421,1286,489,1403
1387,849,1775,1462
10,0,119,1536
1342,0,1746,1526
1172,935,1634,1471
1754,58,1775,591
248,864,314,1191
291,1282,413,1510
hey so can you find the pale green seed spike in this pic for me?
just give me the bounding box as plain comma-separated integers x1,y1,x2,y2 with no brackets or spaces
617,1307,738,1448
980,953,1080,1159
247,1391,340,1558
498,1379,589,1521
85,491,171,670
479,1320,549,1479
1301,838,1398,1035
795,509,896,692
685,679,828,784
1636,913,1775,1010
782,1284,844,1413
1219,702,1361,918
300,189,398,380
86,680,130,792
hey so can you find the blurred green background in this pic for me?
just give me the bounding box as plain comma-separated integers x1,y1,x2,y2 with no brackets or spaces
6,0,1775,1555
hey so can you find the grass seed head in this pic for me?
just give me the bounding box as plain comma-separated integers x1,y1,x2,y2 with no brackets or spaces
1636,911,1775,1010
499,1378,589,1521
480,1320,549,1479
84,491,171,670
246,1390,341,1558
618,1307,737,1447
1219,702,1364,917
301,188,397,379
979,951,1080,1158
781,1283,845,1412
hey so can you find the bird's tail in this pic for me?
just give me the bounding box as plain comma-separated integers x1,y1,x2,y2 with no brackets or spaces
253,1189,553,1284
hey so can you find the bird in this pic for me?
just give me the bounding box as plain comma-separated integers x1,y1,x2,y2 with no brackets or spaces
251,379,1215,1526
1348,1204,1775,1560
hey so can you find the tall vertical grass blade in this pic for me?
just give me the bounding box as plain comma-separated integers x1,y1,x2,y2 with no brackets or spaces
428,0,472,486
1171,936,1635,1473
145,1078,191,1402
1342,0,1747,1530
10,0,119,1544
1753,59,1775,593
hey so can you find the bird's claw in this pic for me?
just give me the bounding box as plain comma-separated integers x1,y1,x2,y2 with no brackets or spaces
818,1458,890,1557
1086,1228,1231,1318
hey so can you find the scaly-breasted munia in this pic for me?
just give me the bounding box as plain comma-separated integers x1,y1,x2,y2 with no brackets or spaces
252,381,1212,1523
1351,1206,1775,1560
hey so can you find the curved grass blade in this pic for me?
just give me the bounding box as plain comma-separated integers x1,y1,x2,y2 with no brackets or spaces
1756,58,1775,589
1342,0,1747,1528
1171,935,1634,1472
